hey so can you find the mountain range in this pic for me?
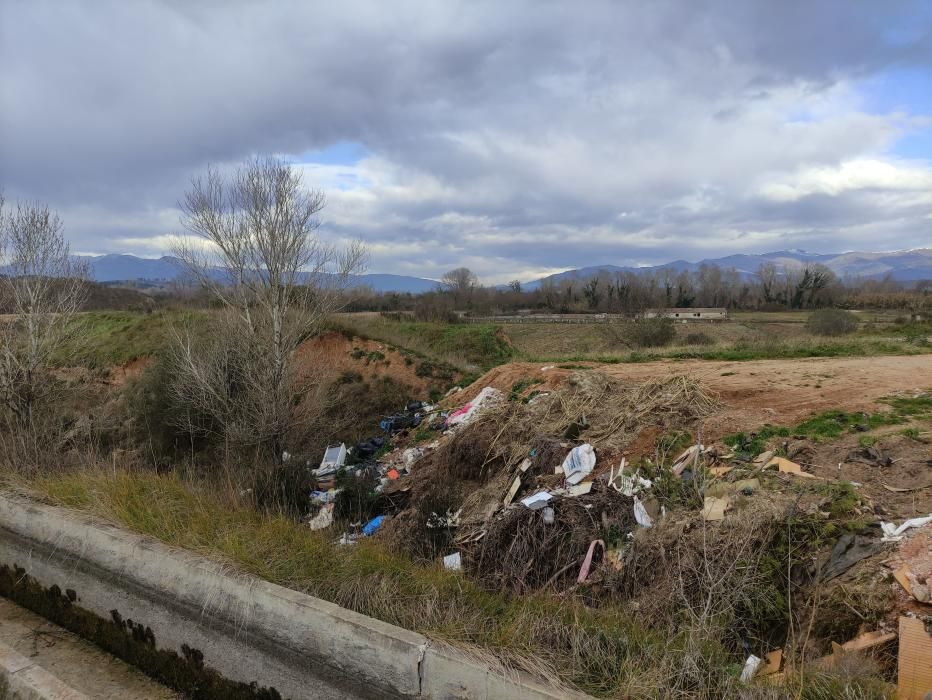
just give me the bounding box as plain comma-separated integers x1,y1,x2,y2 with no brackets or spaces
75,248,931,293
522,249,932,290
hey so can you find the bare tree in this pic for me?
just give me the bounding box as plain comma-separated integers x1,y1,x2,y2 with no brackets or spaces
441,267,478,295
0,199,88,463
169,157,366,462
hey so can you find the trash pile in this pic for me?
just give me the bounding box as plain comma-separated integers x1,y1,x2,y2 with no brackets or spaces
300,368,932,694
305,392,505,540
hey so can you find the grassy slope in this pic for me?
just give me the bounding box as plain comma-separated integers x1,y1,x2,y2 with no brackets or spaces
51,310,184,368
21,469,658,697
337,313,931,370
331,315,514,372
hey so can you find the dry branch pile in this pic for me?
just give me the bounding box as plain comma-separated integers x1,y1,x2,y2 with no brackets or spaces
462,482,634,593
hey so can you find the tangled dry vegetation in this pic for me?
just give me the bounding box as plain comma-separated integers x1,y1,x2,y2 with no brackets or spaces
374,372,924,698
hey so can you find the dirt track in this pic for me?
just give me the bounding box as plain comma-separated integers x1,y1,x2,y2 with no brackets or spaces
452,354,932,439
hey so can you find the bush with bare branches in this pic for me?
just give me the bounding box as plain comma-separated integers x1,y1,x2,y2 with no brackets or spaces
166,157,366,486
0,196,88,468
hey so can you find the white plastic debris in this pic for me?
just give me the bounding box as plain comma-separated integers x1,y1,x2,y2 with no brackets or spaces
319,443,347,471
443,552,462,570
740,655,762,683
611,460,653,496
562,443,596,485
307,504,334,531
445,387,504,428
880,514,932,541
633,496,653,528
568,481,593,497
521,491,553,510
403,447,424,469
542,506,555,524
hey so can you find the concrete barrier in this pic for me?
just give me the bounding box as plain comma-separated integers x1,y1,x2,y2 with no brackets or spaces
0,640,88,700
0,493,589,699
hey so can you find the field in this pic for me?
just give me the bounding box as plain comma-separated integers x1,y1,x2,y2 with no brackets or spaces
335,310,931,368
3,306,932,698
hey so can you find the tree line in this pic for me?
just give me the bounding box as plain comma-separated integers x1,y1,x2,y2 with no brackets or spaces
343,263,930,320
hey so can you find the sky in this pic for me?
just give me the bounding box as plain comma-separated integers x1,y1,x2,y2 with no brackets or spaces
1,1,932,284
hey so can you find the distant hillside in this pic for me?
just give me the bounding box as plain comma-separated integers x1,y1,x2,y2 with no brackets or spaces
75,254,439,294
523,248,932,289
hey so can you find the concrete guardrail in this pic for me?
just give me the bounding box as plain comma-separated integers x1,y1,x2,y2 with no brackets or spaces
0,493,590,699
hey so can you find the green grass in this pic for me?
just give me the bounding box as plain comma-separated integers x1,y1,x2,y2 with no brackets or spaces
19,468,674,697
332,316,514,371
722,392,932,457
51,311,185,368
525,338,926,365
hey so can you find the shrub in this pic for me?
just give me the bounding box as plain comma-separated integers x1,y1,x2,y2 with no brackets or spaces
684,331,715,346
629,317,676,348
806,309,858,336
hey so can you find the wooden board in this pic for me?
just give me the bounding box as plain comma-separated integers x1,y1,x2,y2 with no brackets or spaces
897,616,932,700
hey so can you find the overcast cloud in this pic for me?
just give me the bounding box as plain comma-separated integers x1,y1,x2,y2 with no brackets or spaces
2,0,931,283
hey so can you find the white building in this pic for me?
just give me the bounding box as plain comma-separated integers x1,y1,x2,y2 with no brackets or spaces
643,308,728,321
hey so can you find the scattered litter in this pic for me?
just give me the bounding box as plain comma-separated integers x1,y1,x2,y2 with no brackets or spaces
753,450,776,465
386,468,400,480
633,496,653,528
894,566,915,597
540,365,555,371
820,533,885,581
542,506,555,524
610,459,653,496
739,655,762,683
503,476,522,506
318,442,347,474
362,516,385,536
577,539,605,583
564,415,590,440
672,445,701,476
897,616,932,700
310,489,339,504
562,443,596,485
709,466,732,477
518,457,532,472
426,509,461,530
765,456,819,479
521,491,553,510
380,411,422,433
307,504,334,530
443,552,462,570
845,445,892,467
759,649,783,676
402,447,424,469
568,481,593,497
880,514,932,542
706,478,760,498
702,496,730,522
838,629,897,653
445,387,503,428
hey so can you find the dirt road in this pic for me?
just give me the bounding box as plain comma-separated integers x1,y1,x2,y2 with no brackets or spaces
452,354,932,438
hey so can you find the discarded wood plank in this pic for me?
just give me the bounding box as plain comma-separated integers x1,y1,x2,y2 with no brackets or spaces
503,475,521,506
841,630,897,652
702,496,729,521
893,566,916,599
765,456,820,479
897,616,932,700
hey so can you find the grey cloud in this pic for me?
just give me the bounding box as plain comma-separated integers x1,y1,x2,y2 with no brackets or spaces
1,0,931,279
